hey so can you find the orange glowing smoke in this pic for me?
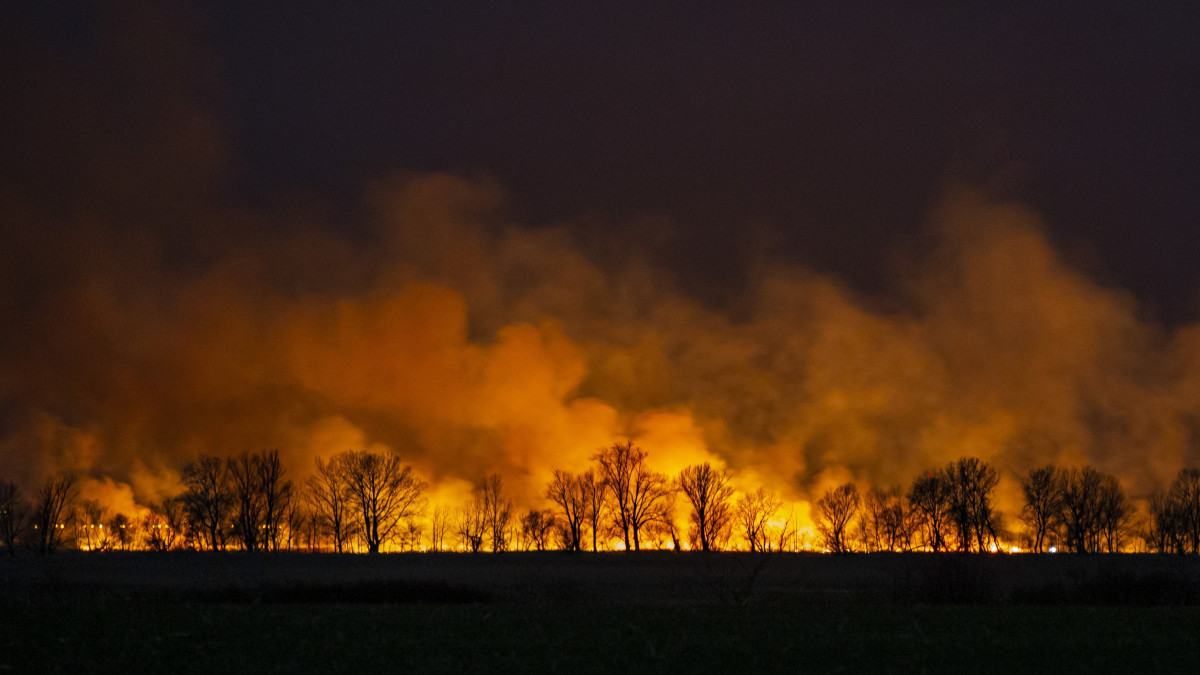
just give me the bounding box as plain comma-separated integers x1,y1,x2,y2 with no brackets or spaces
4,171,1200,549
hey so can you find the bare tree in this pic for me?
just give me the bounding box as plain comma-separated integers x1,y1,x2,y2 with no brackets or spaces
581,468,607,551
338,450,427,554
734,487,780,553
546,470,587,551
222,449,293,552
816,483,860,553
1021,465,1064,552
775,507,800,552
144,496,184,551
909,471,953,552
634,489,680,551
455,494,487,552
1055,466,1129,553
593,441,672,551
519,509,555,551
628,464,674,552
228,452,265,551
1060,466,1103,553
429,504,450,551
944,457,999,552
32,472,79,554
1097,473,1131,553
401,517,424,552
0,480,30,554
108,513,134,551
677,463,734,551
1147,488,1187,554
282,499,310,551
860,487,914,552
479,474,513,552
77,499,111,552
1169,468,1200,553
305,455,355,553
1146,469,1200,554
182,456,231,551
257,449,293,551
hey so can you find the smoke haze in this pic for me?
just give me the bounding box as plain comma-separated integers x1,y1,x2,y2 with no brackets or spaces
3,4,1200,526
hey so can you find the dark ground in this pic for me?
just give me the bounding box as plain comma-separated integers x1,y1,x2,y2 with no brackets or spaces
3,552,1199,673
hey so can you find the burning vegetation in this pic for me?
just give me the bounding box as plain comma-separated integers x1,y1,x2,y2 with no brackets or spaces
4,443,1200,555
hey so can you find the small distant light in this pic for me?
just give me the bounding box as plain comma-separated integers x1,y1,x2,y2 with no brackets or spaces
1049,546,1058,554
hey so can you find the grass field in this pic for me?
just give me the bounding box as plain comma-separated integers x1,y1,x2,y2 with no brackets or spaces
3,552,1200,673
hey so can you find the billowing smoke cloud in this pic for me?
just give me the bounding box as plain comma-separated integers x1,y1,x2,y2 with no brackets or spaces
4,5,1200,528
5,170,1200,523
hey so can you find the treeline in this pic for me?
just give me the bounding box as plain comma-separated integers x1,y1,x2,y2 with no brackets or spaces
4,444,1200,555
817,459,1131,554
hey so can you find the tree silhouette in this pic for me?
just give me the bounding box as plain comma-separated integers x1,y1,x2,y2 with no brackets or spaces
1167,468,1200,553
77,499,111,551
1021,465,1064,552
1097,473,1130,553
400,516,424,552
305,455,355,553
182,456,231,551
283,499,312,551
1060,466,1105,553
581,468,607,551
428,504,450,551
816,483,859,553
479,474,513,552
144,496,184,551
677,463,734,551
593,442,672,551
1148,487,1186,554
32,472,78,554
734,487,780,553
338,449,426,554
519,509,555,550
909,471,952,552
108,513,134,550
944,457,999,552
860,487,914,552
257,449,293,551
228,452,266,551
224,449,293,552
1147,469,1200,554
455,492,487,552
0,480,29,555
546,470,587,551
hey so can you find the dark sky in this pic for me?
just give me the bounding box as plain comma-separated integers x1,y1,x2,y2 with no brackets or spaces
6,1,1200,321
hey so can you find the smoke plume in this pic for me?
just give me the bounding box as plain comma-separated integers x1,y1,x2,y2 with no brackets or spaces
3,5,1200,529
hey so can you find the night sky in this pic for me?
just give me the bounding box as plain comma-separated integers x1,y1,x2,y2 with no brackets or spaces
7,2,1199,319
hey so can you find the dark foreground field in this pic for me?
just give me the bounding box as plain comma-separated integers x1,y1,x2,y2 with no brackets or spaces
3,552,1200,673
